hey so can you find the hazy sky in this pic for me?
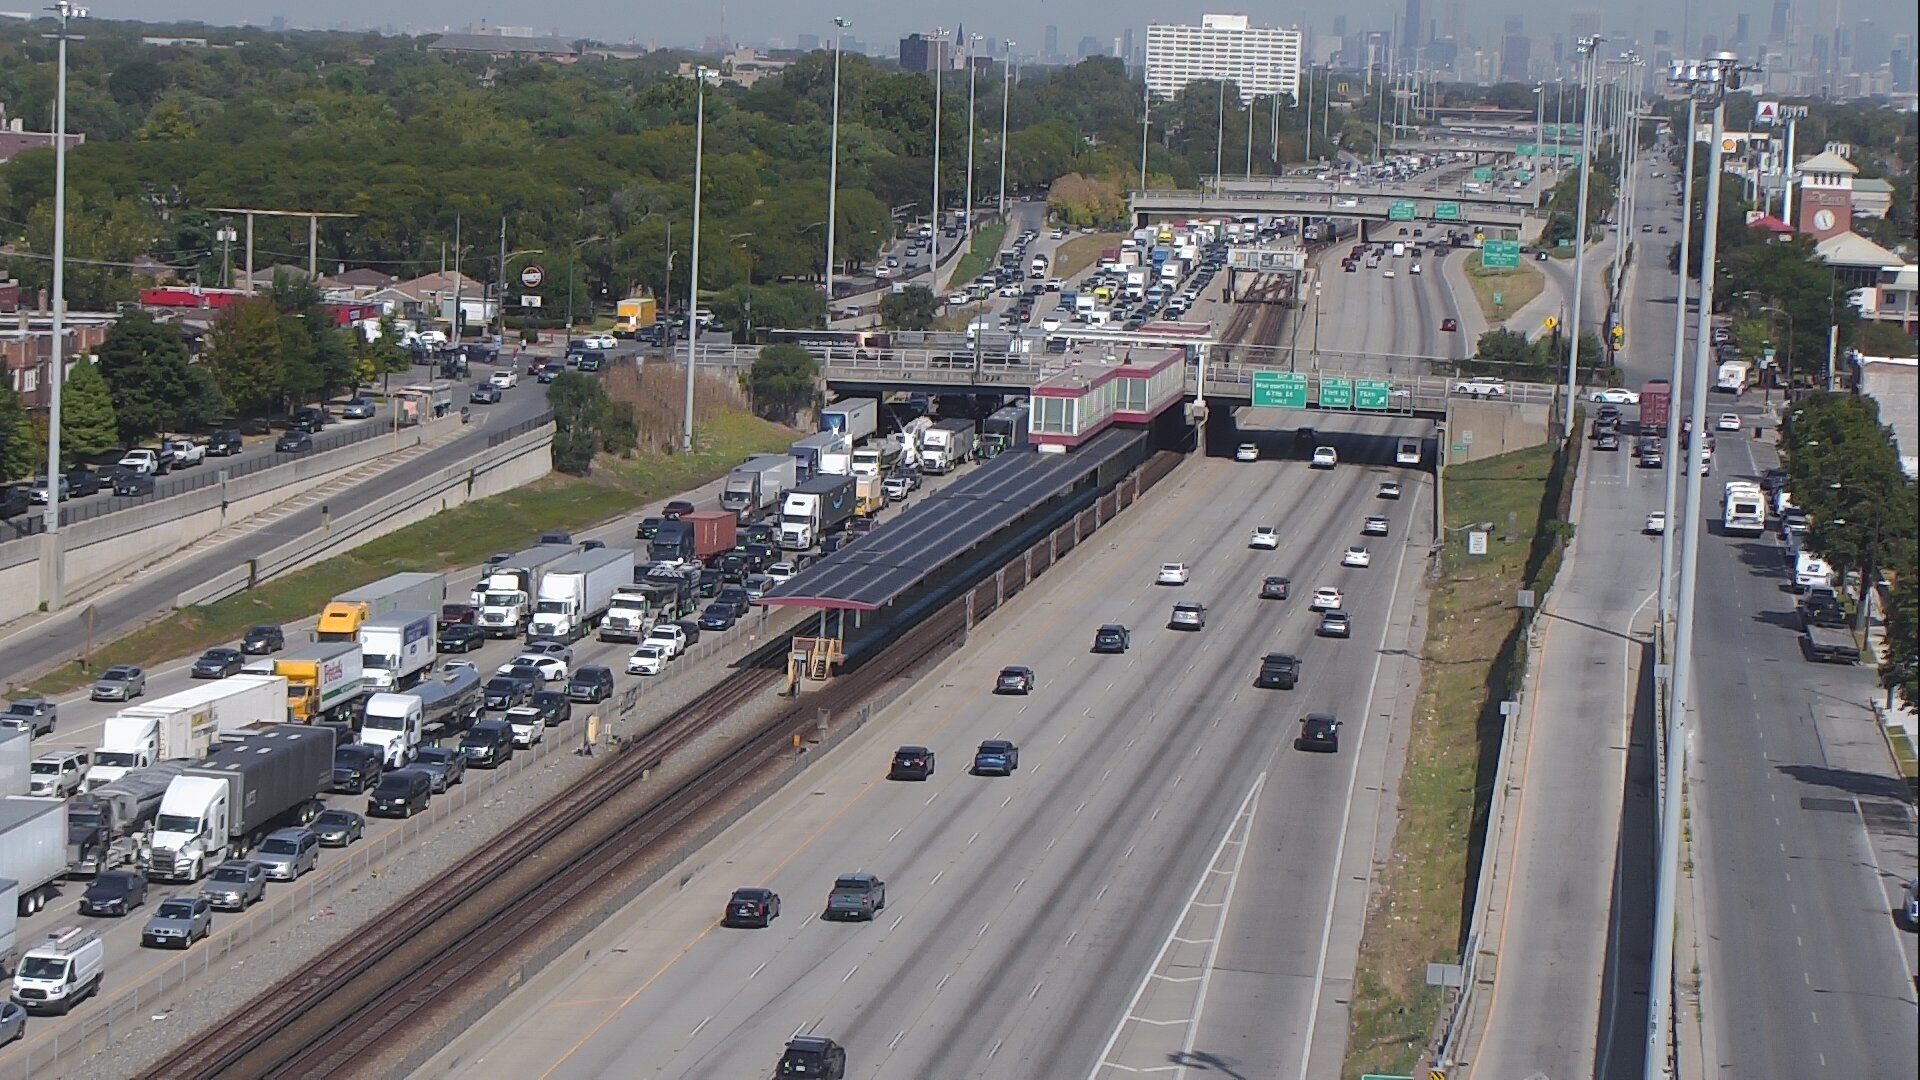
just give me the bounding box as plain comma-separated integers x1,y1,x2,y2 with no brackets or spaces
116,0,1920,54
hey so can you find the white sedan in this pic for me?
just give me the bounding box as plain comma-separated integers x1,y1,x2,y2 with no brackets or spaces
1591,388,1641,405
626,644,668,676
1157,562,1191,585
1363,515,1391,536
1311,446,1339,469
582,333,617,351
488,370,518,389
1309,587,1345,611
497,654,568,681
1644,511,1667,535
1716,413,1742,431
1382,269,1397,279
1248,527,1280,550
1235,443,1259,462
1342,546,1373,568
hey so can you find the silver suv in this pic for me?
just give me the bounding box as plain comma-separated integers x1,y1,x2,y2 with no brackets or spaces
253,828,321,881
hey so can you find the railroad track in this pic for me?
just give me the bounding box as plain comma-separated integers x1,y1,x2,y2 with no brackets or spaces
140,601,970,1080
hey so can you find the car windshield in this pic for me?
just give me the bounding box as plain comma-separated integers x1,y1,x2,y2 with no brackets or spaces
30,762,59,775
19,957,69,980
317,811,354,827
100,671,129,683
156,899,196,918
260,838,298,855
211,865,251,883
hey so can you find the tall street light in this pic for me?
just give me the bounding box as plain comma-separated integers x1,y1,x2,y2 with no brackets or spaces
217,224,237,288
1657,92,1698,631
1651,51,1755,1080
1531,84,1545,198
683,65,710,454
1562,35,1604,434
998,41,1014,216
964,33,981,239
729,232,756,337
929,27,947,271
41,0,86,611
1608,53,1643,303
564,234,604,337
1213,78,1226,195
1138,82,1151,192
823,16,850,326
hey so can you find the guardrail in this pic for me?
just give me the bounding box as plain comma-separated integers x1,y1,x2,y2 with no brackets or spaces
487,410,554,448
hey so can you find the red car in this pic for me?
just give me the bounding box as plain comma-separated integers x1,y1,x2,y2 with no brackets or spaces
1440,318,1459,332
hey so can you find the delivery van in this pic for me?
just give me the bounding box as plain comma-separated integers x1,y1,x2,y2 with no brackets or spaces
12,926,105,1014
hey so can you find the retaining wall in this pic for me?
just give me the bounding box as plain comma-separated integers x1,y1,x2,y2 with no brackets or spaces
1446,400,1551,463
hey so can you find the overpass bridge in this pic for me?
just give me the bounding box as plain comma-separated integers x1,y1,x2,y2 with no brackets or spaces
1203,175,1545,207
1129,188,1534,234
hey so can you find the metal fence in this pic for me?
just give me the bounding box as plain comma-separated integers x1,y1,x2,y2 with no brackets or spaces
488,411,555,448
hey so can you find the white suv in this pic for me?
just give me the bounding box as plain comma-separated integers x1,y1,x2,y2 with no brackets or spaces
489,370,518,389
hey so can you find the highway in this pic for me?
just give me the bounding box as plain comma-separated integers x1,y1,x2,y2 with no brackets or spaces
0,359,551,684
416,414,1433,1080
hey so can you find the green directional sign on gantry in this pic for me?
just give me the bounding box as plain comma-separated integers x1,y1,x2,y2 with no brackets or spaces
1355,379,1394,411
1472,166,1493,182
1434,202,1462,221
1482,240,1521,269
1318,377,1354,410
1251,370,1308,408
1387,200,1416,222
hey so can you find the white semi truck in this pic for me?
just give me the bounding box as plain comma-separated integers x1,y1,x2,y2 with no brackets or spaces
919,418,977,474
820,398,879,444
148,725,335,884
473,543,578,637
779,474,858,550
360,665,482,767
721,454,798,522
528,548,636,642
358,610,437,692
86,676,281,789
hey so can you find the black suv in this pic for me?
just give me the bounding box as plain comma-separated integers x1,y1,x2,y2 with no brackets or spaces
566,666,615,703
776,1035,846,1078
331,744,385,794
0,487,30,518
1295,714,1341,753
207,429,244,455
888,745,936,781
1092,624,1131,654
291,407,328,433
1256,653,1300,690
460,720,516,768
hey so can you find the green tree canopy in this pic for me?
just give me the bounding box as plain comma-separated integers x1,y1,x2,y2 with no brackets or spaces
204,299,288,416
0,387,37,483
545,371,612,475
59,360,120,460
747,344,819,425
880,285,938,330
97,310,199,445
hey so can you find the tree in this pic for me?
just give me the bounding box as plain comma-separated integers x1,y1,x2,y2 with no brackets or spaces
747,344,819,424
203,299,288,416
0,386,36,483
60,360,120,460
546,371,612,475
880,285,938,330
1782,393,1920,629
97,310,199,446
1882,546,1919,711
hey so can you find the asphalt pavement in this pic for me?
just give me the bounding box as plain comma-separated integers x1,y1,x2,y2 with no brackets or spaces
414,415,1435,1080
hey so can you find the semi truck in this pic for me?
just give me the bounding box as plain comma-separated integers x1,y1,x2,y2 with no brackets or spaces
0,730,28,797
86,676,279,788
360,665,482,767
359,611,437,692
1715,360,1752,394
821,398,879,444
721,454,798,522
919,418,977,474
1638,379,1673,436
315,572,446,642
789,431,849,481
473,543,577,637
649,510,736,564
980,404,1031,458
0,797,69,914
779,474,857,550
65,761,193,876
851,437,905,477
529,548,635,641
276,642,366,725
600,585,661,644
147,724,336,884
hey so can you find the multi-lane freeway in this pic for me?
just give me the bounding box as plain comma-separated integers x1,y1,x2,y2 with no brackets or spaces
417,411,1433,1080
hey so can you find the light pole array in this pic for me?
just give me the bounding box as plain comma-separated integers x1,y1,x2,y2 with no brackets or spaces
998,41,1014,216
40,0,86,611
1138,83,1151,192
823,16,849,324
964,33,981,241
683,65,709,454
1650,51,1755,1080
1657,93,1699,630
1608,53,1643,303
1562,35,1604,434
929,27,947,270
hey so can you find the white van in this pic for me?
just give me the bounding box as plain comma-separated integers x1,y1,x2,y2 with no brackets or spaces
13,926,105,1015
1793,553,1832,590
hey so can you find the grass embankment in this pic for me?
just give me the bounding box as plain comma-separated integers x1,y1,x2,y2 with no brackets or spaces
947,221,1009,292
26,369,795,696
1050,231,1125,280
1344,441,1570,1076
1464,262,1546,326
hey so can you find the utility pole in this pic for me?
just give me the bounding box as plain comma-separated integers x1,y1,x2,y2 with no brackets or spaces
40,0,86,612
450,215,463,342
930,27,947,271
496,216,507,341
684,66,709,454
1658,93,1698,631
998,41,1014,215
1138,83,1151,192
1563,36,1605,433
824,16,849,325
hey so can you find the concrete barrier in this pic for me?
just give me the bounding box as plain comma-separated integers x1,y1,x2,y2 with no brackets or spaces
0,422,437,624
175,424,554,609
1445,400,1551,463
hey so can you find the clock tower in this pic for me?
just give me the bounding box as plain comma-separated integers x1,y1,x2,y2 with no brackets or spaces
1793,148,1856,242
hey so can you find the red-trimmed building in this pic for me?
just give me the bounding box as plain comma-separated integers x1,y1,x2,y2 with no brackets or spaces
1028,348,1188,451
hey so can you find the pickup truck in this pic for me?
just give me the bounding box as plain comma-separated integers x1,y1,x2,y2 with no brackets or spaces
116,448,171,476
1,697,57,737
162,438,207,468
823,873,887,921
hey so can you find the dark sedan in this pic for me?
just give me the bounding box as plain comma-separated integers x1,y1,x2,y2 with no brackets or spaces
240,624,285,655
723,887,782,929
80,870,148,916
530,690,572,727
415,745,467,791
662,500,696,519
112,469,155,496
275,431,314,454
438,625,487,653
698,603,737,631
191,648,245,679
482,676,533,711
1295,713,1342,753
1260,576,1291,600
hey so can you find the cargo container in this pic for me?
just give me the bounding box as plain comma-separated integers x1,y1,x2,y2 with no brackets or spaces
276,641,366,725
1638,379,1673,436
0,797,69,914
148,725,336,883
316,572,446,642
86,676,279,788
473,543,578,637
0,730,28,798
789,431,849,481
820,398,879,444
980,404,1031,458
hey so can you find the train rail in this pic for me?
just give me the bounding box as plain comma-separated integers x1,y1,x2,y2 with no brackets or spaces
139,601,970,1080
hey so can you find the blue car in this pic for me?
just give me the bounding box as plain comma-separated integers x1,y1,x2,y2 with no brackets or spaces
971,739,1020,777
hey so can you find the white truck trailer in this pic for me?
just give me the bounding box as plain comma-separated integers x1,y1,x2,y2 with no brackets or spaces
359,611,437,692
0,730,29,797
0,797,69,915
1715,360,1753,394
820,398,880,444
473,543,578,637
315,571,446,642
528,548,636,642
919,418,977,474
86,676,280,788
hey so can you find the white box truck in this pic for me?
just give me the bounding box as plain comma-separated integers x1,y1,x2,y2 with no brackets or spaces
86,676,281,788
0,881,15,978
1715,360,1752,394
0,797,69,915
920,418,977,474
148,725,335,883
820,398,879,444
315,571,445,642
359,611,437,692
473,544,578,637
529,548,635,642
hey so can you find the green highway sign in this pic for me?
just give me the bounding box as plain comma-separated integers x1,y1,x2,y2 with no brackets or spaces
1516,143,1536,155
1355,379,1394,411
1434,202,1462,221
1515,169,1534,183
1492,291,1505,307
1318,377,1354,410
1471,166,1493,182
1387,200,1416,222
1251,370,1308,408
1481,240,1521,269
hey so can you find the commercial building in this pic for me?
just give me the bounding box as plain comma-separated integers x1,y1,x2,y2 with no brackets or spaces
899,33,951,73
1145,13,1302,105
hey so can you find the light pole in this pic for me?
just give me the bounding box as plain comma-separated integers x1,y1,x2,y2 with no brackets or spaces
823,16,849,325
1214,78,1226,195
41,0,86,611
1657,92,1698,631
1138,82,1151,191
930,27,947,271
964,33,981,240
729,232,756,337
683,65,710,454
998,41,1014,216
564,235,604,337
1608,53,1642,303
1652,51,1754,1080
1303,65,1314,169
1245,91,1255,180
1563,35,1604,434
217,224,237,288
1531,84,1545,196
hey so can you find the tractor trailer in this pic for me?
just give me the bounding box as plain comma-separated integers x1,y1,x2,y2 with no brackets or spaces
147,725,336,884
919,418,977,474
528,549,636,641
0,797,68,915
86,676,278,788
721,454,797,522
473,543,578,637
359,611,437,692
315,572,446,642
821,398,879,444
360,665,482,767
66,761,193,876
276,642,366,725
779,474,857,550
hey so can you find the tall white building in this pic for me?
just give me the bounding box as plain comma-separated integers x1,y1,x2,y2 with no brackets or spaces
1145,13,1303,104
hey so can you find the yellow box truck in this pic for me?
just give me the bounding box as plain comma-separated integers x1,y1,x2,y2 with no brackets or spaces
615,297,658,337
